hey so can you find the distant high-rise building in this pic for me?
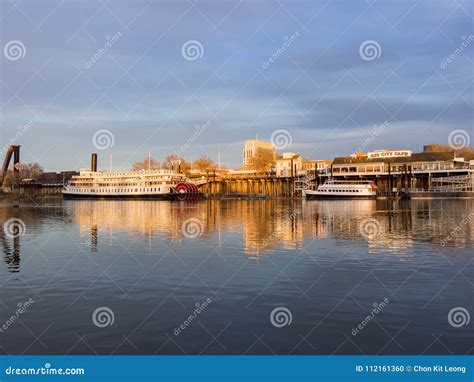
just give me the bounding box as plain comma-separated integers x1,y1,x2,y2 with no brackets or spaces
242,139,276,167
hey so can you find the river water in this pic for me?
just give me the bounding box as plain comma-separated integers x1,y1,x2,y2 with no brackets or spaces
0,199,472,354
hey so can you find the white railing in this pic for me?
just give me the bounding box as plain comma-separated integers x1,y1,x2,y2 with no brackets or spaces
428,175,473,192
295,176,317,191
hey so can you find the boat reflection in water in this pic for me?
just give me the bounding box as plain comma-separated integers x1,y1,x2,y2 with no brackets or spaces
2,199,472,273
0,199,472,355
70,199,378,255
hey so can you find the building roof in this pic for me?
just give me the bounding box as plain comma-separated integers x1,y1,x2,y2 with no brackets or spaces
304,159,333,164
332,151,456,165
39,171,78,184
276,155,302,161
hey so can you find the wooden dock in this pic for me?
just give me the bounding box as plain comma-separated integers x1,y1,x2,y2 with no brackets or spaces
13,170,474,200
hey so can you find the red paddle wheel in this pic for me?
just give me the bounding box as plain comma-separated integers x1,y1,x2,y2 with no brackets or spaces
175,182,199,200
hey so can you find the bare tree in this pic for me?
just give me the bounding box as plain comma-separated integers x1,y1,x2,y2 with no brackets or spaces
424,143,474,158
247,151,275,173
3,163,44,187
193,156,217,171
132,157,160,170
162,154,191,173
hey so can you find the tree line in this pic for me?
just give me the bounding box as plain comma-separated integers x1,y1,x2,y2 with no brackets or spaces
132,154,219,173
2,163,44,187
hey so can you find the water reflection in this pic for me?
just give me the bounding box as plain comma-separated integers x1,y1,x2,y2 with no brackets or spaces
0,205,70,273
1,199,473,272
1,230,20,272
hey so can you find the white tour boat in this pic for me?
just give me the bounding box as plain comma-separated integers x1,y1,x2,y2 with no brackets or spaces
303,180,377,199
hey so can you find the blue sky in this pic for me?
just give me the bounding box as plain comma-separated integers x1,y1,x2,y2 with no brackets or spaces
1,0,473,171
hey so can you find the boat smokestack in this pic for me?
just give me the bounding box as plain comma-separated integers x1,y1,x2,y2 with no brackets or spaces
91,153,98,172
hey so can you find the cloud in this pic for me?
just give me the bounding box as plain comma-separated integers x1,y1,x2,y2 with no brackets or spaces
1,0,471,171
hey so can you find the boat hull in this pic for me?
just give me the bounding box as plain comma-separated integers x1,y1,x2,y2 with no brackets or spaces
62,192,204,200
303,180,377,200
304,193,376,200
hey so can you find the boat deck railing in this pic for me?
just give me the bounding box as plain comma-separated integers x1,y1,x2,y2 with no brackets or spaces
324,180,373,185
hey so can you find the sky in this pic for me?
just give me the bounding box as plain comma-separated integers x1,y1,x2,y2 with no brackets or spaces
1,0,473,172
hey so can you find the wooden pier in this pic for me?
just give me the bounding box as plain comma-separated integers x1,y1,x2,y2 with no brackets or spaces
200,175,297,198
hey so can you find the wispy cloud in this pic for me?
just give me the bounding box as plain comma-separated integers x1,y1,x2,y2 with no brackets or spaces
1,0,472,170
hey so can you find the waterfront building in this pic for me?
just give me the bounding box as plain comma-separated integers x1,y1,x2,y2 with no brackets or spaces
303,160,332,174
326,148,474,192
242,139,276,167
330,149,471,175
275,152,304,177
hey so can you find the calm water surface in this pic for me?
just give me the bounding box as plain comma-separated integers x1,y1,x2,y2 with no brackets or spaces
0,199,472,355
